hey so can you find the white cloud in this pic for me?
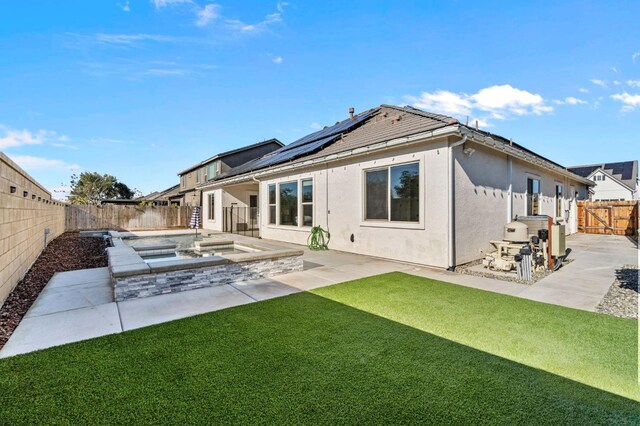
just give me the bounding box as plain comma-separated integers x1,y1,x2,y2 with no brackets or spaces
95,33,177,45
471,85,552,116
611,92,640,112
118,1,130,12
141,68,190,76
277,1,289,13
225,12,282,33
151,0,193,8
52,143,79,150
578,87,589,93
309,122,322,130
0,126,70,149
611,67,619,73
553,96,587,106
406,84,552,122
627,80,640,88
7,155,80,171
196,3,221,26
613,80,622,86
406,90,472,116
272,56,283,64
590,78,607,88
633,52,640,64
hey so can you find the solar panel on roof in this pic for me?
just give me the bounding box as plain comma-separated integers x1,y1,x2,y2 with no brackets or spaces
217,110,376,180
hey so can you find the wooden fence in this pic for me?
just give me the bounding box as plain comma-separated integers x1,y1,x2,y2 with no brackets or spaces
65,205,195,231
577,200,638,236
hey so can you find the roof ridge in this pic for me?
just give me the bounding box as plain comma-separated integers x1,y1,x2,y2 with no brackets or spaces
379,104,459,124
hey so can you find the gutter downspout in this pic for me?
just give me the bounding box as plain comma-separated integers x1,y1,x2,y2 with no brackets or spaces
507,156,513,222
447,135,467,271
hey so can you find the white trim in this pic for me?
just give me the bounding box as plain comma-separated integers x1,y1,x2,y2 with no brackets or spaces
359,159,425,230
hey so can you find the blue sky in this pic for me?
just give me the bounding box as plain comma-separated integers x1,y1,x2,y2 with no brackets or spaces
1,1,638,199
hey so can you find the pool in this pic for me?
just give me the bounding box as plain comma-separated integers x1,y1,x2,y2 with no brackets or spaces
140,246,250,263
123,234,203,250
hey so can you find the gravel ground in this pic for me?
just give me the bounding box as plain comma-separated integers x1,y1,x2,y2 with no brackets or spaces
456,258,574,285
0,232,109,349
596,265,639,320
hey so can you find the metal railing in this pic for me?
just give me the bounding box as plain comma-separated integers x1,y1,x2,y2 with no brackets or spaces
223,206,259,237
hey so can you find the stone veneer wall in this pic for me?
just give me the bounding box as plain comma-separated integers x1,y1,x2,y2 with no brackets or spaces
0,153,66,304
114,255,303,301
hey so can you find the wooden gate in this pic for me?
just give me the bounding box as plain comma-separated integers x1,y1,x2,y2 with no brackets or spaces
577,200,638,236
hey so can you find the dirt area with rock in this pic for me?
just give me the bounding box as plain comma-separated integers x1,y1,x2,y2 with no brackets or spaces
596,265,638,320
0,232,108,349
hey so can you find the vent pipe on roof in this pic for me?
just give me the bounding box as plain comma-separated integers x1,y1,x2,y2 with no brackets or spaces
349,107,355,119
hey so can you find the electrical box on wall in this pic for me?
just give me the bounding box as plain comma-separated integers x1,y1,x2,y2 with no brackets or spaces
551,224,566,257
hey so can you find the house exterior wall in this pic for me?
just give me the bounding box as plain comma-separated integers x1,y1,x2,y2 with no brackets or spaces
201,183,258,231
589,170,634,201
256,138,451,268
204,138,589,269
201,188,224,231
453,144,589,264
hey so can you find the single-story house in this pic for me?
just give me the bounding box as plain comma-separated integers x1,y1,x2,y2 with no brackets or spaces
198,105,592,269
175,139,283,206
568,161,638,201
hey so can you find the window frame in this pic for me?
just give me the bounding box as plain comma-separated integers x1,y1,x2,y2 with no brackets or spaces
278,180,299,227
555,183,563,218
301,178,313,227
360,159,424,230
268,184,276,225
526,177,541,216
207,193,215,221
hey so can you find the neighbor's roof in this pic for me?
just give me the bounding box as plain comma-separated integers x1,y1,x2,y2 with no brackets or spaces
568,160,638,190
207,104,590,186
177,138,283,176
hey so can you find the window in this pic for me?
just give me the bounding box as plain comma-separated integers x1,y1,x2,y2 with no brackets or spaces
208,163,215,180
302,179,313,226
365,162,420,222
215,161,221,176
208,193,215,220
196,169,200,184
181,175,186,188
365,169,388,220
555,184,563,218
279,181,298,226
527,178,540,216
268,184,276,224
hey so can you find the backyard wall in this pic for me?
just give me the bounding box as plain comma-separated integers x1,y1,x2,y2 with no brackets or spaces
0,153,66,305
65,204,194,231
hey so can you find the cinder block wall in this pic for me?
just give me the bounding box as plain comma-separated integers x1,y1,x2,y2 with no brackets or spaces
0,153,66,305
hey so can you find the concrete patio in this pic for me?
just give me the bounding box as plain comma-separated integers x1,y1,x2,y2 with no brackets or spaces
1,232,636,358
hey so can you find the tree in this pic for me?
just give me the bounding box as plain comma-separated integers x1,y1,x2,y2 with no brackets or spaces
67,172,135,204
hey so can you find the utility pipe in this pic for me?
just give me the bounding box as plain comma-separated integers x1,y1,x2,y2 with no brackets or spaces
507,156,513,222
447,135,467,271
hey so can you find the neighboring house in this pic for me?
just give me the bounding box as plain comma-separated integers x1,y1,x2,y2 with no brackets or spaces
199,105,592,270
176,139,283,207
568,161,638,201
139,184,181,206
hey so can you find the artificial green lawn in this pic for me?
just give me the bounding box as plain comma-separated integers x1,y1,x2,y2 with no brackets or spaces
0,272,638,424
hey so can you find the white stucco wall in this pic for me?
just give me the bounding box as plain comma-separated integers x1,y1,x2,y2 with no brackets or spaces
204,138,589,268
453,144,589,264
201,188,224,231
259,139,451,268
589,170,634,201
